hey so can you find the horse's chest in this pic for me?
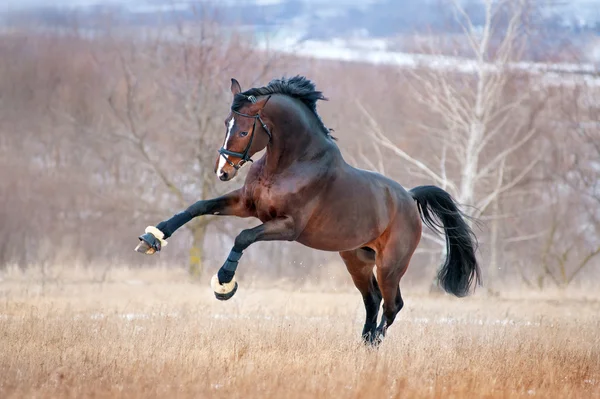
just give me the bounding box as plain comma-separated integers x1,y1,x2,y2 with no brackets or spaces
247,182,289,221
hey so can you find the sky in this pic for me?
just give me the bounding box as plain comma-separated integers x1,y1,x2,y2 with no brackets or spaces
0,0,392,11
0,0,382,13
1,0,136,9
2,0,598,25
2,0,597,8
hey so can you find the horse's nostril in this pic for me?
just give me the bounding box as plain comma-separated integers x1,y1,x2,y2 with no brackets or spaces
219,172,229,181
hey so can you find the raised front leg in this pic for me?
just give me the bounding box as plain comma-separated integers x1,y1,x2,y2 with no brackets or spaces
135,189,250,254
212,216,298,300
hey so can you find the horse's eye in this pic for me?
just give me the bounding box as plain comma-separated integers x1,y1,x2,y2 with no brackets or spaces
239,131,249,137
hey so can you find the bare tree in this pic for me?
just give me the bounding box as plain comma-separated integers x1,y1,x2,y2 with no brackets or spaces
356,0,549,287
534,78,600,288
2,9,596,289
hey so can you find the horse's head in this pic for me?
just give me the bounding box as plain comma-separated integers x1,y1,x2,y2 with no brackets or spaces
215,78,272,181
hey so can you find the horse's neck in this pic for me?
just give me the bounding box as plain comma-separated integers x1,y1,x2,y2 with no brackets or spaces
264,122,333,174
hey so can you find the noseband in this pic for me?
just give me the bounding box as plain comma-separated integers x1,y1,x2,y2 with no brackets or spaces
218,95,272,170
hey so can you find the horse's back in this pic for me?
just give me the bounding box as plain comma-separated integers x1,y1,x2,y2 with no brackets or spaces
349,166,420,225
346,165,416,210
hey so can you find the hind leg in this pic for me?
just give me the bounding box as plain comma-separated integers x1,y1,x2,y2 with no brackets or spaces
373,248,416,341
339,249,381,344
375,280,404,340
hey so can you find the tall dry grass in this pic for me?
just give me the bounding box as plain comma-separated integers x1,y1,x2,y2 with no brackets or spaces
1,265,599,398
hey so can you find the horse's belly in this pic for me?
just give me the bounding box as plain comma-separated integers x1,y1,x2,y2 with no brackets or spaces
294,177,394,251
295,214,384,252
294,234,367,252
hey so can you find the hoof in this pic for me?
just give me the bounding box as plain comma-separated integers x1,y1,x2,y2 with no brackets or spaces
362,332,384,348
134,240,155,254
362,326,385,348
211,274,238,301
214,282,238,301
135,232,160,254
135,227,168,255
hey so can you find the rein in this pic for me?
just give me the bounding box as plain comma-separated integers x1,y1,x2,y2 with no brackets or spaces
218,95,272,170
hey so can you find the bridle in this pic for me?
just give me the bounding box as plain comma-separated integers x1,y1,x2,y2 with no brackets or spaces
218,95,272,170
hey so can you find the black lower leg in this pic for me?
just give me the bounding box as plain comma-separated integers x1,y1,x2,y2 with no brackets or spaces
155,211,192,239
362,276,382,343
386,287,404,328
214,226,259,285
154,191,244,239
377,287,403,335
361,297,379,338
153,199,215,239
216,218,297,287
217,249,243,284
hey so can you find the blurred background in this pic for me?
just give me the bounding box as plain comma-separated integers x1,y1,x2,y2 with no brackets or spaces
0,0,598,293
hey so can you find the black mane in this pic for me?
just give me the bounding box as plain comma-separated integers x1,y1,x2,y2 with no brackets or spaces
232,75,335,140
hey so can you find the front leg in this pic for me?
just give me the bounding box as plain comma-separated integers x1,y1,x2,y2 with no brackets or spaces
212,216,299,300
135,189,250,254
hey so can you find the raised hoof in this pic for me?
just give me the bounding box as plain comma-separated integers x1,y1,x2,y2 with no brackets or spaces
134,240,154,254
135,232,161,255
214,281,238,301
211,274,238,301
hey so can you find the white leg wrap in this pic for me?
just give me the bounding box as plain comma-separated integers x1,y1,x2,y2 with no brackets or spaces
145,226,168,247
211,273,236,295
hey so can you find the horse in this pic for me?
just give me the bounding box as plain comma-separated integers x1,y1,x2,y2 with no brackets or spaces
135,75,481,345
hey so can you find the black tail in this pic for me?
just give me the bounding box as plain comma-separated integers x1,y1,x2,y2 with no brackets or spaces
410,185,482,297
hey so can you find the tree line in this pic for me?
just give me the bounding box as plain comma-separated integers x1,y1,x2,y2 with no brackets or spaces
0,0,598,291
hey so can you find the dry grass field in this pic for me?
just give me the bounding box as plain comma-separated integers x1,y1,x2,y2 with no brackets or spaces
0,265,599,399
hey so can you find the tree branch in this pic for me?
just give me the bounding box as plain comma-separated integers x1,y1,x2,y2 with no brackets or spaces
357,101,458,193
475,153,541,217
567,246,600,284
476,126,538,181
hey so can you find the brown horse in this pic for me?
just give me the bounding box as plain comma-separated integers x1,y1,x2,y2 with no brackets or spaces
135,75,481,344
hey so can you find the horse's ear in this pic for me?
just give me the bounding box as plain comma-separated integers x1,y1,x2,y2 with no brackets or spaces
230,78,242,95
